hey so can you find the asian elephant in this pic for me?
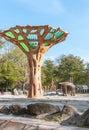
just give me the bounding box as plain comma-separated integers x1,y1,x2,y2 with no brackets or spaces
56,82,75,96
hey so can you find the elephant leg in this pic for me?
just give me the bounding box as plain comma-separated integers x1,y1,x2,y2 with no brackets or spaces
70,88,73,96
73,88,75,96
65,88,67,96
71,88,75,96
62,88,65,96
61,84,68,96
64,85,67,96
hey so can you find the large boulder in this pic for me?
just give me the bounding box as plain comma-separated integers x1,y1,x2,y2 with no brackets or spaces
61,105,89,127
9,105,26,115
77,108,89,127
0,106,10,114
61,104,79,120
27,103,60,116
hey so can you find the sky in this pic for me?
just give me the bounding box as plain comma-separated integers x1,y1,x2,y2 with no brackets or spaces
0,0,89,63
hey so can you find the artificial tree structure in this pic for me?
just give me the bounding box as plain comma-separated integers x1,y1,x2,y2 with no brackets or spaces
0,25,68,98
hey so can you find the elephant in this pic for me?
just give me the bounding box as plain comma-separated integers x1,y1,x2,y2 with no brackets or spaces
56,82,75,96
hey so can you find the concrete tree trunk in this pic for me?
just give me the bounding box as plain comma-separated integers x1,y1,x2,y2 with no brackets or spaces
27,54,43,98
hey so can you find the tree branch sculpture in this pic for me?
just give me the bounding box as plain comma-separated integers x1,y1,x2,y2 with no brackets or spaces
0,25,68,98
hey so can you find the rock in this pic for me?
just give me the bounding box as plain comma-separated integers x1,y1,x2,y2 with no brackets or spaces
9,105,26,115
61,107,89,127
77,108,89,127
27,103,60,116
18,89,23,95
13,89,19,95
61,113,80,126
0,106,10,114
61,104,79,120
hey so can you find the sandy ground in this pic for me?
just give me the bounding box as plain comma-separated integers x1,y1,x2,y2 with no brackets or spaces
0,93,89,130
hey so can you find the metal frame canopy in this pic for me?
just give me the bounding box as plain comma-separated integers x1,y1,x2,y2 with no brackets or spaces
0,25,68,98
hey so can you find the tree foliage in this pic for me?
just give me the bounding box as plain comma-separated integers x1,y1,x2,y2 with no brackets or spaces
42,55,89,90
42,59,56,90
55,55,85,84
84,63,89,85
0,43,28,90
0,37,5,49
0,40,89,91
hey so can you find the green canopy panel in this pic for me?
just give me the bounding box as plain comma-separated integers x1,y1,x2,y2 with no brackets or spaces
22,29,27,33
30,30,37,33
44,43,50,46
27,34,38,40
45,33,53,40
18,35,24,40
55,31,64,39
20,42,29,52
50,29,55,33
14,29,20,33
28,42,38,49
40,29,44,35
5,31,15,39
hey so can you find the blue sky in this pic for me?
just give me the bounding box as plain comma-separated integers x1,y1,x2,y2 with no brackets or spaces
0,0,89,62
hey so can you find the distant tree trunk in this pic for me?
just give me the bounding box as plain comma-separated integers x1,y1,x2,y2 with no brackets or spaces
27,54,43,98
